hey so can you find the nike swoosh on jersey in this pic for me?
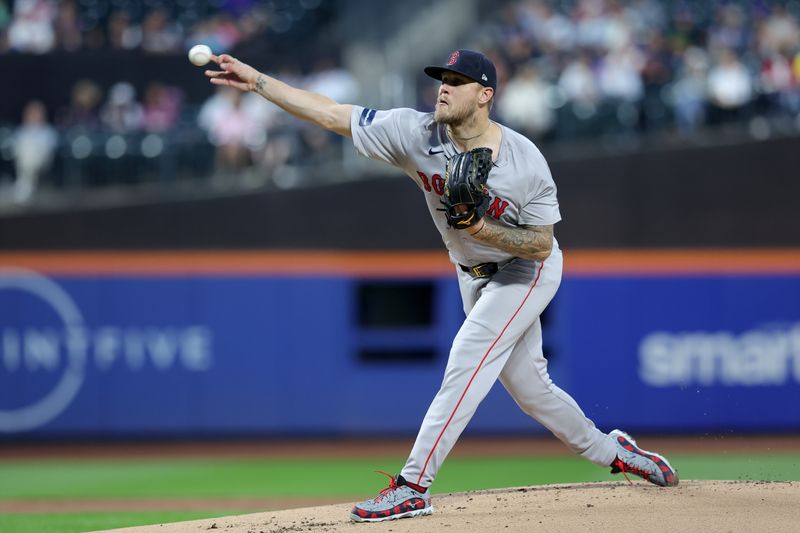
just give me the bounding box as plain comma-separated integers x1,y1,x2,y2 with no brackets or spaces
428,148,444,155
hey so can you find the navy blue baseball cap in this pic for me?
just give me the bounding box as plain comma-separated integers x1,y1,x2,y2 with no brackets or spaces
424,49,497,91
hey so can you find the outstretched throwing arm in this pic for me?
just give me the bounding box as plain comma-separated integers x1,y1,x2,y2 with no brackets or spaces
205,54,353,138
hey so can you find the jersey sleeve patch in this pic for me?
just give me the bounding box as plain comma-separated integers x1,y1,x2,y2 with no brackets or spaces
359,108,377,127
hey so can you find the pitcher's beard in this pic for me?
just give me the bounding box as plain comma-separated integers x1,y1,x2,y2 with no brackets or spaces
434,103,473,125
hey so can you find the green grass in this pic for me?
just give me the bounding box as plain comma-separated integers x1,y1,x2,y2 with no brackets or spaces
0,511,234,533
2,454,799,500
1,453,798,532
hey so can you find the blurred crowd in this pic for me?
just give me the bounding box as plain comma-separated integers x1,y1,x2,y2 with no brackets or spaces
3,0,800,204
4,78,186,202
0,0,353,202
2,59,358,203
0,0,272,55
196,58,358,181
463,0,800,141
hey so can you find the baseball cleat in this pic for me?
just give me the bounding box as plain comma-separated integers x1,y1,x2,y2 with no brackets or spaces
350,472,433,522
609,429,679,487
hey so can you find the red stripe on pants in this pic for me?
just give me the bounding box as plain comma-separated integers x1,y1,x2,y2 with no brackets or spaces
416,261,545,485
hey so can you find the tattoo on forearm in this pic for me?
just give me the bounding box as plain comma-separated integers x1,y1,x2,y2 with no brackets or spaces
255,75,267,95
471,223,553,261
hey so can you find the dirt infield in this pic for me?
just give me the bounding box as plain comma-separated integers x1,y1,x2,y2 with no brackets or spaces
96,480,800,533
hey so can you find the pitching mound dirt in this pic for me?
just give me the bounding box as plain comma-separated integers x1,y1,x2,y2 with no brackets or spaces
99,480,799,533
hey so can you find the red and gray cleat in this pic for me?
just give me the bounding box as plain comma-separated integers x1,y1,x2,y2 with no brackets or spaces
609,429,679,487
350,472,433,522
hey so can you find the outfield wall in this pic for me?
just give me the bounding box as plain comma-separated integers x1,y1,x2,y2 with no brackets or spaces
3,135,800,250
1,250,799,438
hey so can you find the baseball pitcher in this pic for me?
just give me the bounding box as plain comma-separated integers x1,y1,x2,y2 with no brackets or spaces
205,48,678,523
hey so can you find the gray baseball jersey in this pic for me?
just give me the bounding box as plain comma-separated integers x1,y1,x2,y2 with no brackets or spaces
351,107,562,266
350,106,616,488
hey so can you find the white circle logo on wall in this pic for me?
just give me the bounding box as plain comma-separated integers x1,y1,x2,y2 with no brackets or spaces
0,268,86,432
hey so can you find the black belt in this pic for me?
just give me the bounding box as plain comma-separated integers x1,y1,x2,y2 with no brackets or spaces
459,262,499,278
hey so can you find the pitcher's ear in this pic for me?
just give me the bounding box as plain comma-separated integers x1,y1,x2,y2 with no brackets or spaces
479,87,494,104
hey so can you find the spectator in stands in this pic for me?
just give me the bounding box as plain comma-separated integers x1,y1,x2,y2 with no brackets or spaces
235,5,269,43
53,0,81,51
574,0,612,50
707,48,753,125
597,47,644,103
305,57,360,105
597,46,644,133
198,86,263,175
599,1,636,52
518,0,576,53
708,3,751,55
7,0,55,53
627,0,668,38
760,50,800,117
297,57,360,162
82,19,105,50
249,66,303,177
57,79,103,129
493,2,536,67
209,13,241,51
12,100,57,203
101,82,143,134
639,32,674,132
497,61,555,139
556,52,601,136
670,46,709,137
185,13,241,54
186,19,222,55
669,4,705,50
558,52,600,107
141,7,180,54
758,5,800,118
107,10,141,50
760,4,800,55
141,82,183,132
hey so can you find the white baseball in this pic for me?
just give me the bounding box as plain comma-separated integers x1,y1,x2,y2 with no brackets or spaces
188,44,212,67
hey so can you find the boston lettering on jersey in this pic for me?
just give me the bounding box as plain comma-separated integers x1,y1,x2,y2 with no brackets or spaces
416,170,509,219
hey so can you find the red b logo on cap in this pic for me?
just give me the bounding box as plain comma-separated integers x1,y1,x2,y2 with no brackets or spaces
447,51,459,65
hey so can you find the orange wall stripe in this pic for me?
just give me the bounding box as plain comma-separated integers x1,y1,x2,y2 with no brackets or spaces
564,249,800,276
0,251,454,277
0,249,799,277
